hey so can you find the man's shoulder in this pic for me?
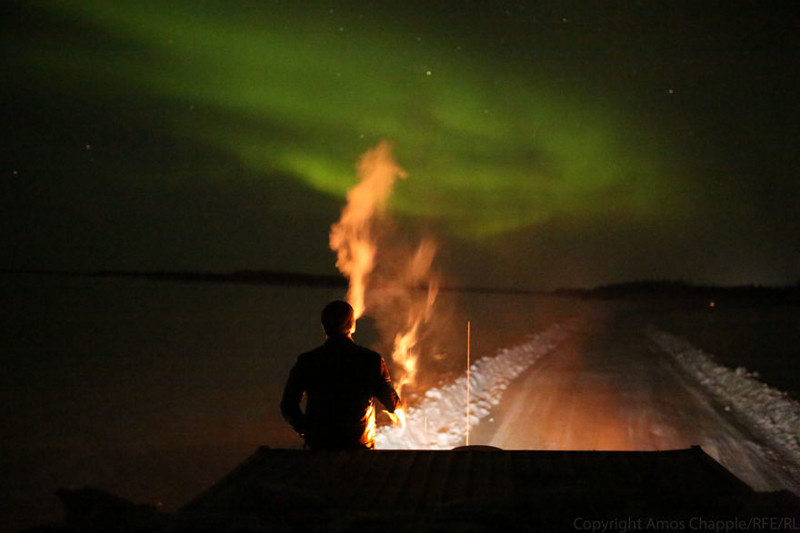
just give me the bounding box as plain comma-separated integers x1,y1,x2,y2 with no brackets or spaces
340,338,382,359
351,342,383,361
302,338,383,361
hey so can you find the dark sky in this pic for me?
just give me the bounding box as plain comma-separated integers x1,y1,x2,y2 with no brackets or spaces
3,0,798,289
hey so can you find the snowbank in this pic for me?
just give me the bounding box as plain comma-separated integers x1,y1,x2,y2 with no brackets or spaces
376,323,570,449
650,329,800,468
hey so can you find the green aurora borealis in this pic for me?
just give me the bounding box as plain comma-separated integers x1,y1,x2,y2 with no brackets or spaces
3,0,798,287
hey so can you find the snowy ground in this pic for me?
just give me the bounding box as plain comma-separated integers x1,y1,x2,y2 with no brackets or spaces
376,322,573,449
377,319,800,496
651,328,800,493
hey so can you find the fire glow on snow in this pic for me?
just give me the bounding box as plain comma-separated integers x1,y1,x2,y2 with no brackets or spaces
376,324,570,449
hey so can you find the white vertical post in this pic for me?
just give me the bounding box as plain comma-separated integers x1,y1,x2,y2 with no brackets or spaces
466,320,471,446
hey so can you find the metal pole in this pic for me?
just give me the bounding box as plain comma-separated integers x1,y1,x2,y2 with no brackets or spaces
466,320,471,446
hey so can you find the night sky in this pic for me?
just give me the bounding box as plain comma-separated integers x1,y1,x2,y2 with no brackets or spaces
3,1,798,289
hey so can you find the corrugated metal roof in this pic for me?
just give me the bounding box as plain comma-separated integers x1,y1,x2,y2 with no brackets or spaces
178,446,799,531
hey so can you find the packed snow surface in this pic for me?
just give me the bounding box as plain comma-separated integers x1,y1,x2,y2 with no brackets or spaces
378,320,800,496
376,323,570,449
651,328,800,492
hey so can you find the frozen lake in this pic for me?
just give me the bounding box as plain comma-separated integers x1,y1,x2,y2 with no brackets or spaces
1,272,798,531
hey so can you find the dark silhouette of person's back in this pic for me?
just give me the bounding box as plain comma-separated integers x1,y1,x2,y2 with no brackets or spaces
280,301,399,450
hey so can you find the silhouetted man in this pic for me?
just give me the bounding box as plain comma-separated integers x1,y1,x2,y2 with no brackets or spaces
280,300,400,450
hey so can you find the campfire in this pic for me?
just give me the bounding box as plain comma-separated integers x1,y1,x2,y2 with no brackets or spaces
329,141,440,434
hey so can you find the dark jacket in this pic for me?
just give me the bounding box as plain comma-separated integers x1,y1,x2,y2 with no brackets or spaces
280,335,400,450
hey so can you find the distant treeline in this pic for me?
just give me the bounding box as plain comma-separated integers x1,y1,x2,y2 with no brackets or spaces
1,268,549,295
3,269,799,303
553,280,800,305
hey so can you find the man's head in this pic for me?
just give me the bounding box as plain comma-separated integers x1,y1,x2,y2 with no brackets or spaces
321,300,355,337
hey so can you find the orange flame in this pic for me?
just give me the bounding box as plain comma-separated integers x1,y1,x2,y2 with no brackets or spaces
330,142,439,431
386,406,407,429
364,403,377,446
392,240,439,396
329,141,406,319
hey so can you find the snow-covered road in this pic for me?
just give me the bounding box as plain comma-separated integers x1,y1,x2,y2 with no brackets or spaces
379,319,800,496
